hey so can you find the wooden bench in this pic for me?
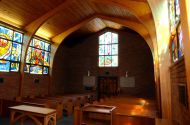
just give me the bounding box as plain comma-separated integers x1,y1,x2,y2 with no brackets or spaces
21,98,63,119
10,105,56,125
0,99,48,117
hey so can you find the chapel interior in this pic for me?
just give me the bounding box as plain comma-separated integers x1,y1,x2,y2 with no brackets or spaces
0,0,190,125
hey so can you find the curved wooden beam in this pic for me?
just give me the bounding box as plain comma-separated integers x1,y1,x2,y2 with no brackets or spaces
90,0,156,51
52,14,153,47
96,14,153,51
19,0,75,96
50,13,153,72
49,13,154,94
146,0,171,119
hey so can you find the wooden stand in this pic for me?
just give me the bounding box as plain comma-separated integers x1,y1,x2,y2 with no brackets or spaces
9,105,56,125
81,104,116,125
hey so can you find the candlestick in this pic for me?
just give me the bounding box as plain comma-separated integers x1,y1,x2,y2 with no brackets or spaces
125,71,128,77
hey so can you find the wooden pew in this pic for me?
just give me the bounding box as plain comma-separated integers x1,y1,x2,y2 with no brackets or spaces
36,92,96,115
37,96,74,115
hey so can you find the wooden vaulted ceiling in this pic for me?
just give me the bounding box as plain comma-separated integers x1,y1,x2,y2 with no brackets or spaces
0,0,155,50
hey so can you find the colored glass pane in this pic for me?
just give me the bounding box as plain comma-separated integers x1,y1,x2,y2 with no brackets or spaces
104,32,111,44
112,33,118,43
175,0,180,21
172,35,178,62
26,37,51,74
0,39,12,60
105,45,111,55
44,52,50,66
32,38,44,49
30,65,43,74
31,48,44,65
99,34,104,44
169,0,175,31
0,26,13,40
99,45,104,55
112,44,118,55
99,56,104,67
112,56,118,67
43,67,49,74
0,60,10,72
26,47,32,63
24,64,30,73
44,42,50,51
11,42,21,61
0,25,23,72
104,56,112,67
10,62,19,72
178,24,184,57
13,32,22,43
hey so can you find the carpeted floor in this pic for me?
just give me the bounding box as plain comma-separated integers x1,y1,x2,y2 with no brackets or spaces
0,115,73,125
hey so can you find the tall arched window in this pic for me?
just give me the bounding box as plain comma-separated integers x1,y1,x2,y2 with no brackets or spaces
99,32,118,67
0,25,23,72
25,37,51,74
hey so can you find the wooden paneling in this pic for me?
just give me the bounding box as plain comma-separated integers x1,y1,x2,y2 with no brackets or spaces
170,57,190,125
0,0,65,27
103,20,123,30
75,18,106,33
79,18,123,33
92,1,138,22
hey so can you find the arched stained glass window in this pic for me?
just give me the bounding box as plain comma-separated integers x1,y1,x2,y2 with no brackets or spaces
25,37,51,74
99,32,118,67
0,25,23,72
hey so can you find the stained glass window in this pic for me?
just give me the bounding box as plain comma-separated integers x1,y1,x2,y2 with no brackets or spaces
171,35,178,62
177,23,184,58
175,0,180,22
169,0,181,32
0,25,23,72
30,65,43,74
169,0,176,32
98,32,118,67
25,37,51,75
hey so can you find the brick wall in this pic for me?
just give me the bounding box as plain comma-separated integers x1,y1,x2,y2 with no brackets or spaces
22,74,49,97
53,28,155,98
0,72,20,100
0,73,49,99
